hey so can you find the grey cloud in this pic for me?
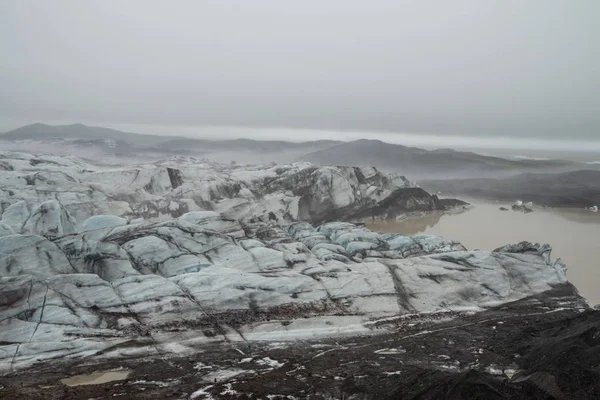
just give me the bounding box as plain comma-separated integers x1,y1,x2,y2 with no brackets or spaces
1,0,599,140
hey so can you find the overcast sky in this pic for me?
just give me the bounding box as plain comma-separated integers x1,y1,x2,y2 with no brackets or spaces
1,1,599,146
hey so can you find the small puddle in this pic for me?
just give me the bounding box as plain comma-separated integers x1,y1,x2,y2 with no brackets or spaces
60,370,131,386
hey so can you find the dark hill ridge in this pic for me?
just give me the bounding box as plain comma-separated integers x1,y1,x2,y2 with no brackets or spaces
2,122,172,146
296,139,579,179
1,123,341,154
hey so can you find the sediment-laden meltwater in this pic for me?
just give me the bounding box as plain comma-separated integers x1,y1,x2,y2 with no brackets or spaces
367,200,600,305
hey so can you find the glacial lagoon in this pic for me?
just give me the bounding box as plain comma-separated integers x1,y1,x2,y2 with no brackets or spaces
367,200,600,305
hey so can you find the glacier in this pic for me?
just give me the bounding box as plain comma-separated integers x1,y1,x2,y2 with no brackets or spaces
0,151,593,400
0,209,568,374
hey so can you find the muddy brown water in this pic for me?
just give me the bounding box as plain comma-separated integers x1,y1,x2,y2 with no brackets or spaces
60,370,130,386
366,200,600,305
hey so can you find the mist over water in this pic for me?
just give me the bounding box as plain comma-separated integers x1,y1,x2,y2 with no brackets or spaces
367,200,600,305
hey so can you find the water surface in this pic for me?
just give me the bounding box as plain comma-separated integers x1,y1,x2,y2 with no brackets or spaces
367,200,600,305
60,370,130,386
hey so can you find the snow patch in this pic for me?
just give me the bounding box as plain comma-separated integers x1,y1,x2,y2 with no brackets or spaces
193,362,213,371
131,379,180,387
485,365,504,376
374,348,406,355
255,357,284,369
190,385,214,400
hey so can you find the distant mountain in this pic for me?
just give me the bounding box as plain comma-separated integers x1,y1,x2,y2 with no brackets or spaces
297,139,580,179
2,124,594,177
1,123,340,157
1,123,175,146
422,169,600,207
